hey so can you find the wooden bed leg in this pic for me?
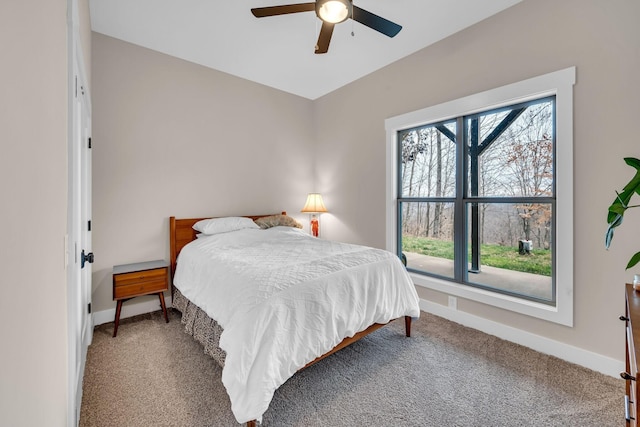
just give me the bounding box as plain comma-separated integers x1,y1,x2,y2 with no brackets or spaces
246,420,257,427
405,316,412,337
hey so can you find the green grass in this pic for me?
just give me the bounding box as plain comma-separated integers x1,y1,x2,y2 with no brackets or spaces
402,235,552,276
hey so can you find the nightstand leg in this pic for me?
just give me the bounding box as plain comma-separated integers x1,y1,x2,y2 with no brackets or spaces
158,292,169,323
113,300,123,337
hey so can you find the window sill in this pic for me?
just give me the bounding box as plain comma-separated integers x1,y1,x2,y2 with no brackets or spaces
410,272,573,326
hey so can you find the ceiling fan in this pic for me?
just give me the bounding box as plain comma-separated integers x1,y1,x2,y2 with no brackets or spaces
251,0,402,54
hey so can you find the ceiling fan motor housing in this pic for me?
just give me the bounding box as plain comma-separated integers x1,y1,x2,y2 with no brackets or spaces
315,0,353,24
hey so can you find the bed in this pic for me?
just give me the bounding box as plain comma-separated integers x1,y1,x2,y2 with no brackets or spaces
169,212,421,426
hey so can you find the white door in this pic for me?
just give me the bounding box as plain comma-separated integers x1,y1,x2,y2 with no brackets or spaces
78,74,93,349
67,39,92,426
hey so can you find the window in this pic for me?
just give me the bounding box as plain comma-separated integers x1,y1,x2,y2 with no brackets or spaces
385,68,575,326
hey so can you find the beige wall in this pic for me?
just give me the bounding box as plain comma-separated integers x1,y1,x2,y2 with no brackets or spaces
0,0,70,425
314,0,640,360
91,33,315,312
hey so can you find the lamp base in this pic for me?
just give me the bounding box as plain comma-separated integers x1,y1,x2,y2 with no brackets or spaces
310,215,319,237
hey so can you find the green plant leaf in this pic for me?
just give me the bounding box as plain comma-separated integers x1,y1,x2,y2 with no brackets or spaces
625,156,640,170
607,208,622,225
622,157,640,195
605,157,640,244
605,217,619,249
627,251,640,270
628,157,640,196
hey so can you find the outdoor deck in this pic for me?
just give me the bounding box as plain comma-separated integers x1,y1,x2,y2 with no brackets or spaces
405,252,553,301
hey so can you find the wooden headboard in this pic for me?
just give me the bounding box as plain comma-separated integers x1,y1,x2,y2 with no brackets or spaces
169,212,286,277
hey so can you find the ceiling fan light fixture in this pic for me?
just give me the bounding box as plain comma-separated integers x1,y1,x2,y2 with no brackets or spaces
316,0,352,24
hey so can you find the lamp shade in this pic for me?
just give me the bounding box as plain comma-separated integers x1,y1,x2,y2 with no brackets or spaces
301,193,328,213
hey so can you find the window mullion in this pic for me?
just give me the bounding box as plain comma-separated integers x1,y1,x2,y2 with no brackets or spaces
468,117,481,273
454,116,466,282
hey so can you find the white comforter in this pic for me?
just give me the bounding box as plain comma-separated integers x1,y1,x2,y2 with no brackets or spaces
173,226,420,424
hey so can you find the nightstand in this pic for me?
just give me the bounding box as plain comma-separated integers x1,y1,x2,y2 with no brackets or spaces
112,260,169,337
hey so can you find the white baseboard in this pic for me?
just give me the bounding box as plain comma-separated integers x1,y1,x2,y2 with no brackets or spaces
93,297,173,326
419,299,624,378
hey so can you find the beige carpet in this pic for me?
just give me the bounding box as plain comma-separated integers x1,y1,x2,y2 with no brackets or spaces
80,310,624,426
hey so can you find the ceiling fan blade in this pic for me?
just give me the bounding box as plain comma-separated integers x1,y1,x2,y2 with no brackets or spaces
315,21,334,54
352,5,402,37
251,3,315,18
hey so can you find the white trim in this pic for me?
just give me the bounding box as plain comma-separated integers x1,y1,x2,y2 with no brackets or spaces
385,67,575,131
419,299,623,378
385,67,576,326
93,296,174,326
67,1,93,426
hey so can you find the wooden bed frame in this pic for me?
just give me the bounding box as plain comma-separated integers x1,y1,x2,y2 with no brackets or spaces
169,213,412,427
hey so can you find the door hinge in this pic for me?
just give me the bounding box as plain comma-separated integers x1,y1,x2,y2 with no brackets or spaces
87,220,91,231
87,303,92,314
88,137,92,149
75,76,77,98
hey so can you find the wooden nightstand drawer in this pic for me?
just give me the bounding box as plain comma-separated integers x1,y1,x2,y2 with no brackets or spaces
114,268,166,286
113,267,168,300
111,260,170,337
114,277,167,300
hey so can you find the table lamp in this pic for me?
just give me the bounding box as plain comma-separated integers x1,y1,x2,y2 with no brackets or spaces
301,193,328,237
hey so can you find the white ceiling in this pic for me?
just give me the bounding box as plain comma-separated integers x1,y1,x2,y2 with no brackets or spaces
89,0,522,100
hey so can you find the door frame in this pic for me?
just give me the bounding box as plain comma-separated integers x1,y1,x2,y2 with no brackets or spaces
67,0,92,425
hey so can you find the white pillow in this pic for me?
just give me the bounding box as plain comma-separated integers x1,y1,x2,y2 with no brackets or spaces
193,216,259,235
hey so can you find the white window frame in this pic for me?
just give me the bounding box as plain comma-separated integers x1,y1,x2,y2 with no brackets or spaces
385,67,576,326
